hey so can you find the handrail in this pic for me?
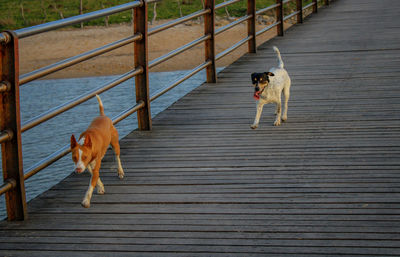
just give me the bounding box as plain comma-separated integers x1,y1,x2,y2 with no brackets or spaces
256,3,281,15
0,0,333,221
112,100,146,125
19,34,143,85
256,21,281,37
215,0,243,10
150,61,212,102
215,14,252,35
149,9,211,36
216,35,253,61
149,35,211,69
284,10,301,21
303,1,316,10
21,67,143,132
14,1,143,39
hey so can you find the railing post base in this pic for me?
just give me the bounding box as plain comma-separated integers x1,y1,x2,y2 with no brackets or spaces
0,31,27,221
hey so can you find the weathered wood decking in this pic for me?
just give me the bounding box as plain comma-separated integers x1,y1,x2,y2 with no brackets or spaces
2,0,400,256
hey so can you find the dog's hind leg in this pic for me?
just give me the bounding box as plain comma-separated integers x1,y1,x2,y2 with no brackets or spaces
282,86,290,122
110,126,124,179
251,102,264,129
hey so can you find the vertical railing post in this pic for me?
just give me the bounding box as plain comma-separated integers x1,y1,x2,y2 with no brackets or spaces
204,0,216,83
313,0,318,13
296,0,303,24
325,0,329,6
247,0,256,53
0,31,27,221
133,1,152,130
276,0,284,36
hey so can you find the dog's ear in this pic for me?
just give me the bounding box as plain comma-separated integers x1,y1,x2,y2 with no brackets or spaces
84,135,92,148
70,135,78,149
265,72,274,77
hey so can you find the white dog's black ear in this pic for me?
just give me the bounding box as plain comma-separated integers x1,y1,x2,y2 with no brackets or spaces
265,72,274,77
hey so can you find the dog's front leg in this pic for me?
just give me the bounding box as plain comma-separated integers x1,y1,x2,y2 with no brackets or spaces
88,161,104,195
274,101,282,126
251,102,264,129
82,161,101,208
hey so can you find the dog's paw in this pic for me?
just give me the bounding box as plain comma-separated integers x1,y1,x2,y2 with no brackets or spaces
81,199,91,208
282,115,287,122
97,187,105,195
250,124,258,129
274,119,281,126
118,169,125,180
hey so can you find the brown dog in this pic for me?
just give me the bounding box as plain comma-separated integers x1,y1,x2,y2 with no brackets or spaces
70,95,124,208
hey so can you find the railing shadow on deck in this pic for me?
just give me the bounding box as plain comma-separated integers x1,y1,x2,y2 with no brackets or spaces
0,0,331,221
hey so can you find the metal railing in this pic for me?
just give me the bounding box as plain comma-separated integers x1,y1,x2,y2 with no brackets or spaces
0,0,331,221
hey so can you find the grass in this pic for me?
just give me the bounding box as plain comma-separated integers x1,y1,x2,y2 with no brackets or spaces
0,0,307,31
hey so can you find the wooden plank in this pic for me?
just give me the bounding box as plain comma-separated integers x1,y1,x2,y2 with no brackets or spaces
1,0,400,256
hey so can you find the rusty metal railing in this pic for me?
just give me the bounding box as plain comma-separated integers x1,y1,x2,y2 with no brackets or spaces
0,0,331,221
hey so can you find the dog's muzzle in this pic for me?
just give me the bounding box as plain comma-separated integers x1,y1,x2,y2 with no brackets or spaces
253,83,263,100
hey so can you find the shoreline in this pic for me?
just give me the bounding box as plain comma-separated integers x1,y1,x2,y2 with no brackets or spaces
18,19,281,80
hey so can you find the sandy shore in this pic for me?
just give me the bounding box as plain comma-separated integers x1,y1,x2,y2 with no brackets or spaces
18,19,281,79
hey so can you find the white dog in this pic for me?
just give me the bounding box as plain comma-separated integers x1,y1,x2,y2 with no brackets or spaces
251,46,291,128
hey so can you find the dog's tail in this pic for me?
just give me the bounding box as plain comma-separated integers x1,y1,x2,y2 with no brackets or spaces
273,46,284,69
96,95,105,116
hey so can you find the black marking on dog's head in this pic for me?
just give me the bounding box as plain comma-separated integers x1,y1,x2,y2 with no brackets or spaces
251,72,274,85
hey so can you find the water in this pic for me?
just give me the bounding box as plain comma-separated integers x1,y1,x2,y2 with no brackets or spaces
0,69,222,219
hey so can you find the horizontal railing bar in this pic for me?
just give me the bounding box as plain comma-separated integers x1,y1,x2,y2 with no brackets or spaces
21,67,143,132
112,100,145,125
24,146,70,180
215,14,251,35
216,35,252,61
255,21,280,36
303,2,316,10
14,1,142,39
149,35,211,69
215,0,243,10
149,9,210,36
0,179,16,196
0,130,13,144
150,60,212,102
284,10,300,21
19,34,142,86
256,3,280,15
283,0,291,4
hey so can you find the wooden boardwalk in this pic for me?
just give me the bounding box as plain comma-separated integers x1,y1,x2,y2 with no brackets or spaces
2,0,400,256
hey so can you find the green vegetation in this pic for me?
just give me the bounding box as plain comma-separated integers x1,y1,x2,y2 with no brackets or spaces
0,0,304,31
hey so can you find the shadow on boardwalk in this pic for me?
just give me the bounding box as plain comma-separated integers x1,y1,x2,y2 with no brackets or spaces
1,0,400,256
